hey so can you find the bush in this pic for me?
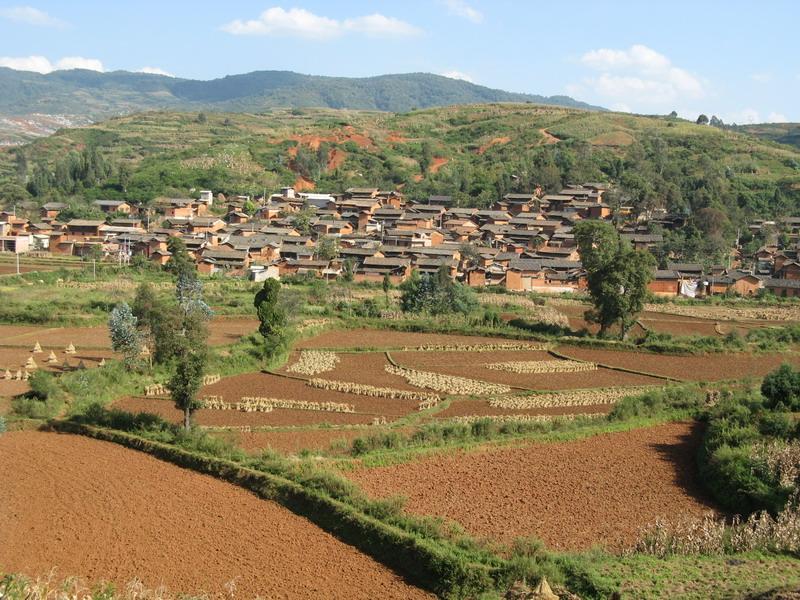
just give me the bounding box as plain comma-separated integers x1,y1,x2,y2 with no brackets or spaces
0,415,5,434
761,364,800,410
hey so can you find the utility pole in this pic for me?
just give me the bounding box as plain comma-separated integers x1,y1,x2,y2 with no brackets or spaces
16,250,20,275
92,259,96,280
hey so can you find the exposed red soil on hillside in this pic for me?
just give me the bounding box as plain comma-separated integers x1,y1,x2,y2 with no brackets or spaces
327,147,347,170
0,431,430,598
555,346,800,381
429,157,448,173
386,132,407,143
539,128,561,145
348,421,715,550
477,136,511,154
293,174,315,191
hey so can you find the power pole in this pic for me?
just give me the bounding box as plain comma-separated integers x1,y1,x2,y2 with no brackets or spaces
16,250,20,275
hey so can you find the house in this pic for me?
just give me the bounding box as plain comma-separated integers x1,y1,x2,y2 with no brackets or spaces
0,235,30,253
775,261,800,280
197,248,249,274
93,200,131,214
765,278,800,298
187,217,226,235
65,219,104,239
354,257,412,284
40,202,67,220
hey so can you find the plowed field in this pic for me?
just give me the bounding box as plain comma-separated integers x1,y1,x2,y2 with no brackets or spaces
555,346,800,381
0,431,431,599
434,399,614,419
297,328,528,350
348,421,715,550
211,427,373,454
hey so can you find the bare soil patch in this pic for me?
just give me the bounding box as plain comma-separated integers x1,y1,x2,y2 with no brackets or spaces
297,328,525,350
211,427,371,454
429,157,448,173
0,431,430,599
556,346,800,381
347,421,715,550
477,137,511,154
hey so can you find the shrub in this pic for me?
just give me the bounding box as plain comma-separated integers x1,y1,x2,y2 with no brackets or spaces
761,364,800,410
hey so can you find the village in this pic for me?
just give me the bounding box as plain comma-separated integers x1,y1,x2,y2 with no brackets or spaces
1,183,797,298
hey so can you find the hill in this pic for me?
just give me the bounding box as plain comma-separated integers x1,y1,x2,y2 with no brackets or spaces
2,104,799,259
0,68,602,143
733,123,800,150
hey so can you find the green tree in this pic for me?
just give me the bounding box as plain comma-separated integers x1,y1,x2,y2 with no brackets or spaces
696,114,709,125
315,235,340,261
399,265,477,315
169,343,206,430
254,278,286,355
108,302,142,368
761,364,800,411
131,282,159,351
574,220,655,339
342,258,355,282
164,237,195,278
382,273,392,304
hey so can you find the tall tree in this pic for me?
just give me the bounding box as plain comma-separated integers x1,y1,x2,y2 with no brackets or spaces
108,302,142,368
164,237,195,279
574,220,655,339
254,278,286,356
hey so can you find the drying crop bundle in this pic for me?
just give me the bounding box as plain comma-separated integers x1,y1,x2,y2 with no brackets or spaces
402,342,548,352
144,383,167,397
479,295,570,327
486,360,597,374
202,374,221,386
385,364,511,396
306,378,441,403
450,413,606,424
237,396,355,413
287,350,340,375
489,387,647,409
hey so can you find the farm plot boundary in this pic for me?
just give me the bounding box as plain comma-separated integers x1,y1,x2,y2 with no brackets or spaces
49,420,503,598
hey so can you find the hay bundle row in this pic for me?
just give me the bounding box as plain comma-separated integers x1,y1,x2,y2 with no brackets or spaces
3,369,30,381
402,342,548,353
286,350,340,376
450,412,606,424
385,364,512,396
145,383,168,397
489,387,648,409
306,378,441,403
202,374,221,386
486,360,597,374
224,396,356,413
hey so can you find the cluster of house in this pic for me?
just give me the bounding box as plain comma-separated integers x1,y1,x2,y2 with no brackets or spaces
1,185,798,297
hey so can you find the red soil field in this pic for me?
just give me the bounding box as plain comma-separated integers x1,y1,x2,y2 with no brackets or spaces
211,427,372,454
327,147,347,170
393,351,665,390
322,352,421,391
434,398,613,420
0,347,114,373
297,328,530,350
112,396,378,427
0,318,256,350
348,421,715,550
555,346,800,381
0,431,430,599
201,371,420,416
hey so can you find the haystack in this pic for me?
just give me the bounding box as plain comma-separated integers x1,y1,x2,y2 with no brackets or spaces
140,345,151,357
32,341,43,353
65,343,76,355
14,370,22,380
77,360,86,370
61,360,71,370
532,578,559,600
22,370,30,380
24,356,38,370
98,358,106,366
47,351,58,364
3,369,11,380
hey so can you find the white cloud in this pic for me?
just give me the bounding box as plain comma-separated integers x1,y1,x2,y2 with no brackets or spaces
611,102,632,113
221,7,421,39
571,44,706,111
137,66,175,77
751,72,772,84
767,112,788,123
440,70,474,83
0,5,65,27
0,55,104,74
441,0,483,23
56,56,104,71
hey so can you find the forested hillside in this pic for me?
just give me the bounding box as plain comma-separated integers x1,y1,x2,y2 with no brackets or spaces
2,103,799,263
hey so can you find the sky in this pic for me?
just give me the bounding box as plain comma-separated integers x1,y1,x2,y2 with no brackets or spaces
0,0,798,123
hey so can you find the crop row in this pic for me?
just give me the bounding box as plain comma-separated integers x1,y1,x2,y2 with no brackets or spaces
287,350,341,375
485,360,597,374
202,374,221,385
401,342,548,352
307,378,441,403
3,369,30,380
144,383,168,397
385,364,512,396
489,387,647,409
239,395,355,413
449,413,607,424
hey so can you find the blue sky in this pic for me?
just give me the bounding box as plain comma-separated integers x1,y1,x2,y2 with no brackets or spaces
0,1,798,123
